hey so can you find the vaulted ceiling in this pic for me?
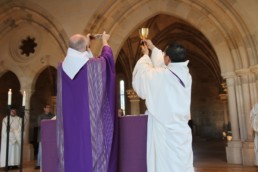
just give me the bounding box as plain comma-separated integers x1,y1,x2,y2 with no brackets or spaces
116,14,223,89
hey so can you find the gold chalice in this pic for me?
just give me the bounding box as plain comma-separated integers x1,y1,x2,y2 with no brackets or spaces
139,28,149,45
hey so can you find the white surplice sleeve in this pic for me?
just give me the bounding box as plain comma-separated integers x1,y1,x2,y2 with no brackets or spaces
133,46,165,99
133,47,165,100
132,54,153,99
151,47,165,67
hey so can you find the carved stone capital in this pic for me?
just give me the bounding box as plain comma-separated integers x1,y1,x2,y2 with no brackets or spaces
235,68,250,77
126,89,140,101
235,69,251,84
221,82,228,94
219,93,228,101
221,71,236,79
249,65,258,74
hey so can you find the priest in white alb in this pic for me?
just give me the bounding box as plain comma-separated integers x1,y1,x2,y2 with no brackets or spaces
250,103,258,166
132,40,194,172
0,106,22,169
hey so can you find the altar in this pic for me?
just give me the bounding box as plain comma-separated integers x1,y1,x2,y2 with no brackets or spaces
41,115,148,172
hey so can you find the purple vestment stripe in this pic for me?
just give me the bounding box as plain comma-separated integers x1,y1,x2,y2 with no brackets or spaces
168,68,185,87
57,46,117,172
57,63,64,172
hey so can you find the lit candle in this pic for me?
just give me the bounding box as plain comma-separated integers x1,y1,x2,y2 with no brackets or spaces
8,89,12,105
22,91,26,107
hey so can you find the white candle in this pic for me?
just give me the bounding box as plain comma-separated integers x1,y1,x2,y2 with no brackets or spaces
8,89,12,105
22,91,26,106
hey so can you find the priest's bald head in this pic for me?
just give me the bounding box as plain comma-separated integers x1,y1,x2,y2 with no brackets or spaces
68,34,89,52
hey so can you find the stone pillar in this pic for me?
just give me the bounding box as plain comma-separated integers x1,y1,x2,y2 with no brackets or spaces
249,74,258,106
236,69,255,166
20,89,34,161
250,65,258,105
237,70,253,141
223,74,242,164
235,77,246,140
219,93,229,127
126,89,140,115
219,82,229,127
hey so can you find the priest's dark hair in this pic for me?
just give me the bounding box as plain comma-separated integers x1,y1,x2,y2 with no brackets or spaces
165,42,187,63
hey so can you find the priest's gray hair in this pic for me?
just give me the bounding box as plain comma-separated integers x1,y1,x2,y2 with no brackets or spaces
68,34,87,52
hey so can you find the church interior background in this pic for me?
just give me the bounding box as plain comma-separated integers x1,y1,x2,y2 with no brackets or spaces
0,0,258,168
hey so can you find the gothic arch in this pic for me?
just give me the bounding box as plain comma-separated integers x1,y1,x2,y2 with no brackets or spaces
0,71,22,114
0,66,22,85
30,65,57,92
85,0,258,165
0,0,68,54
85,0,257,75
0,0,67,90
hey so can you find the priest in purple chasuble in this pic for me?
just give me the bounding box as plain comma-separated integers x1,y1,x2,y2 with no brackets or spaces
56,31,117,172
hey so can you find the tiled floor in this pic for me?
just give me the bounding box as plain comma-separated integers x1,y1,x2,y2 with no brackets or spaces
2,139,258,171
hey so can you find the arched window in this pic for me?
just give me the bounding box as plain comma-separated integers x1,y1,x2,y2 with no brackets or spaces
119,80,125,114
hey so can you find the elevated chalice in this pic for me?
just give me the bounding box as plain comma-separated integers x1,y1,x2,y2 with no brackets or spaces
139,28,149,45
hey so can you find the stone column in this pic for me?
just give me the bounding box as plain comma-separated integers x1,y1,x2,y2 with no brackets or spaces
219,82,229,127
223,74,242,164
235,76,246,140
219,93,229,128
236,69,255,166
20,88,34,161
126,89,140,115
237,70,253,140
250,65,258,104
249,73,258,106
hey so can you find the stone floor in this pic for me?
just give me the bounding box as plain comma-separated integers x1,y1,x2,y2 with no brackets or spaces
2,139,258,172
193,139,258,171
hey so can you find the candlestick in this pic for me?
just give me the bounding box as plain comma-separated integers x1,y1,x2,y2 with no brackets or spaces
22,91,26,107
8,89,12,105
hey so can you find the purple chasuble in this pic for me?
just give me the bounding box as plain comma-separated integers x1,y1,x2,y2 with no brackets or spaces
57,46,117,172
